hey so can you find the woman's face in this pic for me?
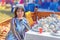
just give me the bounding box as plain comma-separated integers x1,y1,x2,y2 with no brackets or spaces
16,8,24,18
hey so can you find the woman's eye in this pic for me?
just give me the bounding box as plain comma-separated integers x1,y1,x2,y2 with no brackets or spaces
17,11,20,12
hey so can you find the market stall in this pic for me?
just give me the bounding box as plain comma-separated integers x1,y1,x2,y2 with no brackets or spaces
25,12,60,40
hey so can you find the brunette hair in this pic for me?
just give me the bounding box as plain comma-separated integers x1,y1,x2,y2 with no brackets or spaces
14,7,25,18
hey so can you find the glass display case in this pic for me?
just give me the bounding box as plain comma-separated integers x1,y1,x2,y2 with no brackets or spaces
32,14,60,34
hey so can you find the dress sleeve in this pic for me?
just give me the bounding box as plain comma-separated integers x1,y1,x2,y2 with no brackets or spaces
23,18,31,30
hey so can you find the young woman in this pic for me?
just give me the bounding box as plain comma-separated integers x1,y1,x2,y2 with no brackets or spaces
5,6,31,40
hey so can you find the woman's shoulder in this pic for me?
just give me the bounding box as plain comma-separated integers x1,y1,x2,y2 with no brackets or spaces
11,17,15,21
23,17,27,20
11,17,16,24
23,17,28,23
23,17,27,21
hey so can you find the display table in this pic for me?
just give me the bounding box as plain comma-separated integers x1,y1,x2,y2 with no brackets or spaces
24,30,60,40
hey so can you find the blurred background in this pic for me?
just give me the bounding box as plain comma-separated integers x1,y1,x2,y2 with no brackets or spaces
0,0,60,40
0,0,60,12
